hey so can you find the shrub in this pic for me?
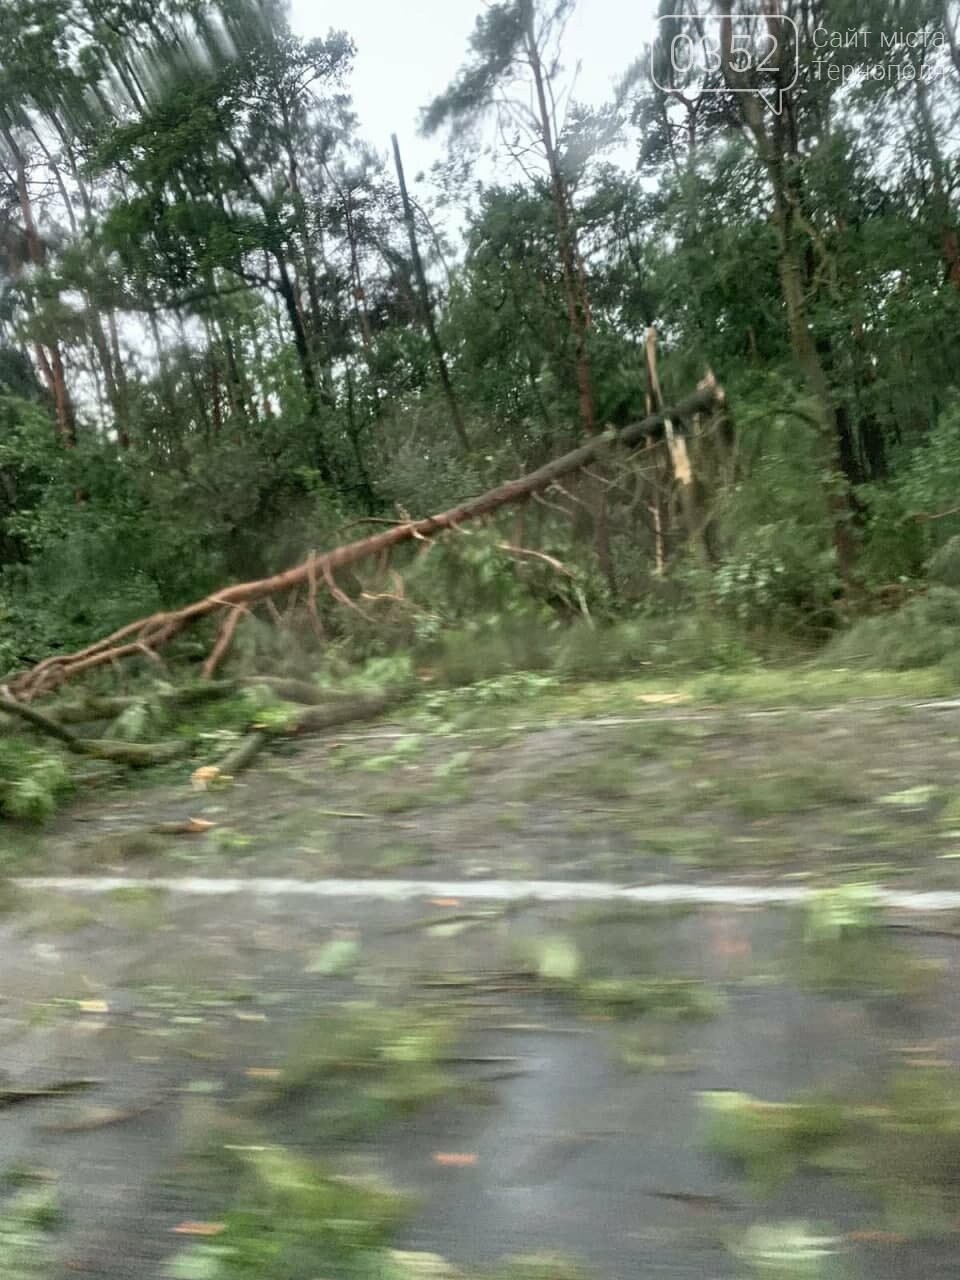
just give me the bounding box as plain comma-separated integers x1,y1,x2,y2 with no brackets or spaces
0,741,73,823
927,535,960,588
824,586,960,670
555,615,751,679
711,531,838,635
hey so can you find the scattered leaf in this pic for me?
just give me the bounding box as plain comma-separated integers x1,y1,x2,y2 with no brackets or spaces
244,1067,282,1080
536,937,581,982
78,999,109,1014
430,898,462,908
427,920,479,938
432,1153,478,1167
879,785,939,808
172,1221,226,1237
305,936,359,975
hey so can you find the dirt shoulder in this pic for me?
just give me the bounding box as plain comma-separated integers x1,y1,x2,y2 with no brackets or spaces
8,685,960,892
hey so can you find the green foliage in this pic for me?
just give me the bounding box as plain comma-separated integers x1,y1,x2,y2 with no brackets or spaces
422,670,557,715
711,539,837,635
257,1001,458,1137
422,624,557,688
857,484,926,584
0,741,73,824
701,1091,847,1192
705,1069,960,1239
926,535,960,588
555,615,750,679
3,0,960,708
825,587,960,671
527,936,723,1021
0,1183,61,1280
796,889,935,998
724,766,862,820
803,886,879,943
898,399,960,547
408,531,572,631
166,1146,407,1280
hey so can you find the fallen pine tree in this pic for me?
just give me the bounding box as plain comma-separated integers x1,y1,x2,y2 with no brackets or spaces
3,377,725,705
0,378,728,797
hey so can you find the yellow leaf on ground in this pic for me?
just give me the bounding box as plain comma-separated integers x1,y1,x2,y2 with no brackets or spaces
78,999,109,1014
172,1221,226,1237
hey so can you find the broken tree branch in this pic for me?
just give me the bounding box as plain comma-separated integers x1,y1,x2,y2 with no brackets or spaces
496,544,576,576
0,687,190,767
202,605,247,680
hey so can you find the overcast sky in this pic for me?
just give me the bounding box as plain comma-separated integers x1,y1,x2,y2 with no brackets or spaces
288,0,659,184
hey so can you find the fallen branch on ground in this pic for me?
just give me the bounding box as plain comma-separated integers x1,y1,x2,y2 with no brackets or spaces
210,688,409,776
0,687,190,767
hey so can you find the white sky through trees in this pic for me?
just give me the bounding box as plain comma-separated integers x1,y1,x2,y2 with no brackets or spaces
289,0,658,182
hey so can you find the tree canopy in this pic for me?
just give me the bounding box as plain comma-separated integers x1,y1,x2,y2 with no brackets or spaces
1,0,960,677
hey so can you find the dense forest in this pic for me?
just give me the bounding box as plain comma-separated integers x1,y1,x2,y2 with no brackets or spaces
7,7,960,1270
2,0,960,699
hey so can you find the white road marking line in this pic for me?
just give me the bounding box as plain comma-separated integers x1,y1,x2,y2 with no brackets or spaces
11,877,960,911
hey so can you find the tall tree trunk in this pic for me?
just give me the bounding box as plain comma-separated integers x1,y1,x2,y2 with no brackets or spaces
522,14,615,592
342,188,380,412
344,365,377,512
524,17,595,435
391,133,471,454
274,254,335,486
50,121,132,442
774,222,858,579
914,72,960,289
716,2,857,583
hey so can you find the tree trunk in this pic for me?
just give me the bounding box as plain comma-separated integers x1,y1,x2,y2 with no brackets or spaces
522,17,615,590
914,72,960,289
391,133,471,454
716,3,857,583
524,18,595,436
274,255,335,485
